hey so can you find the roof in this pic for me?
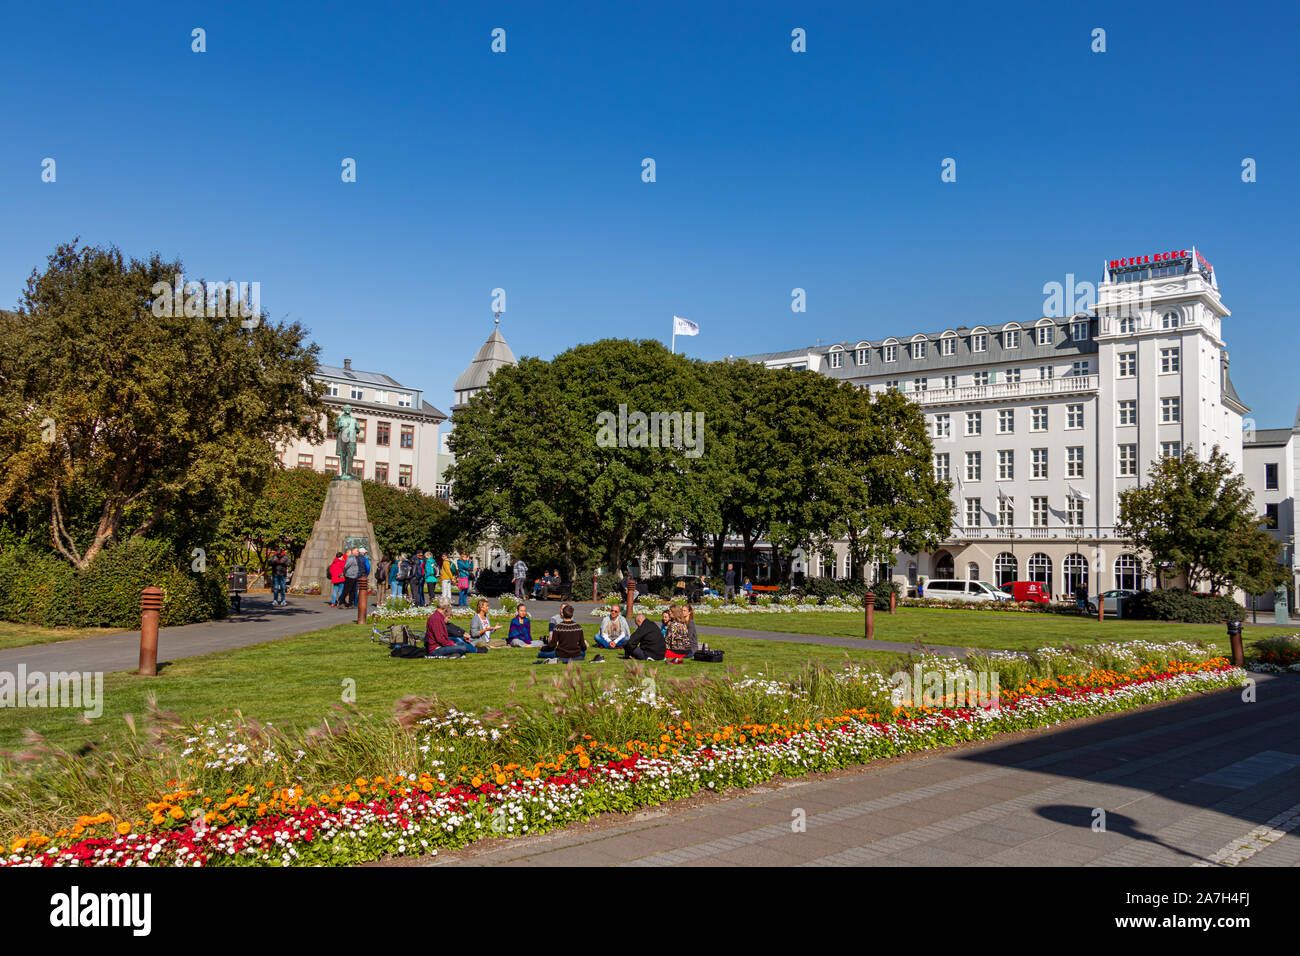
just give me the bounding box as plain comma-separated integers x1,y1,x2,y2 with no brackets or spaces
317,364,410,389
453,325,517,393
1244,428,1292,447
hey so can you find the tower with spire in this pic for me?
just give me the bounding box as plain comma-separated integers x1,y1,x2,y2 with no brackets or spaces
434,314,518,492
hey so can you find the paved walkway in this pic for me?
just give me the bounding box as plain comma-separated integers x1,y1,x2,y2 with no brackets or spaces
420,674,1300,867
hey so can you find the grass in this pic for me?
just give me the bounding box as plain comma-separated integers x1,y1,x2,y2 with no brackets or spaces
0,622,125,651
692,606,1295,656
0,619,903,751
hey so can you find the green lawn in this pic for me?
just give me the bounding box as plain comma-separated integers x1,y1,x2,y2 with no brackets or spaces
692,607,1294,656
0,619,903,750
0,621,125,651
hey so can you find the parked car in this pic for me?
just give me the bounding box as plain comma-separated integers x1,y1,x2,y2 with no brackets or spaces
1086,589,1138,616
924,579,1012,603
998,581,1051,603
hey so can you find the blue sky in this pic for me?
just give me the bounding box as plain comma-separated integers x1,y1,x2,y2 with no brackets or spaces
3,1,1297,426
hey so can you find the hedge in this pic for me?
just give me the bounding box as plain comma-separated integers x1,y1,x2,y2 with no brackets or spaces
1126,589,1245,623
0,541,228,629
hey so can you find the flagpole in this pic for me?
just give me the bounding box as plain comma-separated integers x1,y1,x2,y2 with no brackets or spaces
671,323,676,354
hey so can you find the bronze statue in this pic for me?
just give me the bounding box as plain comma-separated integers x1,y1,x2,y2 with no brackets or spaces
335,405,358,479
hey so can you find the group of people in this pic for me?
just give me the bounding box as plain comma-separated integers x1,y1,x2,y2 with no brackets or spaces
531,569,564,600
376,551,475,607
419,599,701,664
327,547,372,608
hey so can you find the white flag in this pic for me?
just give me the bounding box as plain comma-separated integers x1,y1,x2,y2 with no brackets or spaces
673,315,699,336
1068,485,1092,501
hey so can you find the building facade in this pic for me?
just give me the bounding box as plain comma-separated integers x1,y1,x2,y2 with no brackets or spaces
1242,409,1300,608
276,359,447,494
662,247,1251,598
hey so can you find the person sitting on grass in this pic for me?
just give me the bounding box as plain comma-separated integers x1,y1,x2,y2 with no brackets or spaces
594,602,631,649
664,604,693,663
426,597,481,657
537,603,588,663
660,609,672,636
469,597,500,648
622,611,665,661
507,603,534,647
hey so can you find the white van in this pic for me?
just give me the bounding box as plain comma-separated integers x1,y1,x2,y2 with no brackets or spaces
922,579,1011,603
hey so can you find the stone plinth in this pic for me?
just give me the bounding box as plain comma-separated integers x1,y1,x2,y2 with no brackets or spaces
291,480,384,591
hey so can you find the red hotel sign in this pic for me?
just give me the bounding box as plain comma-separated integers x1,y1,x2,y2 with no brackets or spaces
1109,250,1189,269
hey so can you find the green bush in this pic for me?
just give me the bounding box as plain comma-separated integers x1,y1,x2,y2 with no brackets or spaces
1127,589,1244,623
871,578,902,610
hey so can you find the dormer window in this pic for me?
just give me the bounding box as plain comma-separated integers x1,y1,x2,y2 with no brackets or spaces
971,333,988,352
912,341,926,359
1071,321,1089,341
883,344,898,362
1004,329,1020,349
940,336,956,356
829,350,843,369
856,347,869,366
1036,325,1053,345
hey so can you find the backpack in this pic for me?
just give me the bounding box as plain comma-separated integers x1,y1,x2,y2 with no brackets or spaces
390,644,425,658
396,560,411,582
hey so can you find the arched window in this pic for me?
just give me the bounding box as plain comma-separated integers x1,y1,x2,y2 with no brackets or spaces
1028,553,1052,595
1114,553,1141,591
1063,554,1088,597
934,552,955,579
967,562,980,581
994,553,1018,587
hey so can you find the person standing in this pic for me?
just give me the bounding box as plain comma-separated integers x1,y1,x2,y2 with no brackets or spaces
424,551,439,607
455,552,472,606
439,552,455,603
375,554,391,602
411,552,426,607
513,557,528,600
328,552,346,606
724,563,736,603
268,548,291,607
341,548,360,608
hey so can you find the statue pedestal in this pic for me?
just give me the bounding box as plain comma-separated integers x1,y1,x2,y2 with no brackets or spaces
290,480,383,593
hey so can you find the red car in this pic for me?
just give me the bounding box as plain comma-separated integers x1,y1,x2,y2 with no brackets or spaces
998,581,1050,603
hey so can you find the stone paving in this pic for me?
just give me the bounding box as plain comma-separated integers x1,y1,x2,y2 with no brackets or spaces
422,673,1300,867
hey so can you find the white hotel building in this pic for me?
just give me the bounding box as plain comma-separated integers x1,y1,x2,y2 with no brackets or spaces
725,247,1250,598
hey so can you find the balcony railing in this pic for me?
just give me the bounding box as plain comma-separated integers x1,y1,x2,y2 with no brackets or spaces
912,373,1100,406
946,525,1119,542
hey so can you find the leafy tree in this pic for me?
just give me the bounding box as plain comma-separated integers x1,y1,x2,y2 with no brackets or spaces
0,241,325,568
1117,448,1287,593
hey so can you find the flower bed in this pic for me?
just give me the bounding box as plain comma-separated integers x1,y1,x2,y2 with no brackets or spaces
1,648,1245,867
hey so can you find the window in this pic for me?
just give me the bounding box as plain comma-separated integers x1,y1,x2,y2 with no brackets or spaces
998,409,1014,433
933,414,951,439
1071,360,1090,377
1031,448,1048,479
400,425,414,449
297,453,314,469
374,390,388,405
856,348,869,366
1063,553,1088,596
1005,367,1021,383
1036,325,1053,346
912,377,928,392
1028,552,1052,593
1031,498,1049,528
912,341,927,359
995,553,1018,586
998,450,1014,480
967,562,981,581
1118,444,1138,477
1067,497,1085,527
1066,446,1084,478
1266,462,1279,490
821,554,837,579
933,453,950,481
376,421,391,446
397,393,413,408
1072,321,1088,341
829,350,843,369
973,370,990,386
1160,347,1181,373
1265,503,1280,529
1031,406,1048,432
1161,441,1182,459
1118,352,1136,377
971,333,988,352
966,411,982,436
965,451,982,481
1118,400,1137,426
354,418,367,444
374,462,389,483
940,337,956,356
965,498,982,526
942,374,957,389
349,386,364,401
1119,316,1136,334
326,382,340,397
351,459,364,479
1114,554,1141,590
398,464,412,488
326,456,341,475
884,379,901,392
1004,329,1020,349
1160,397,1181,423
883,344,898,362
1066,404,1085,429
1039,364,1054,380
1162,310,1180,329
997,496,1015,527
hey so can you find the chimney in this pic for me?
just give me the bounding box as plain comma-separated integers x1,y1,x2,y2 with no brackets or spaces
343,358,352,370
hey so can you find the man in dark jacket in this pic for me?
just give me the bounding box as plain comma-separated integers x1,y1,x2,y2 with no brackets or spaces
724,564,736,603
622,611,665,660
268,549,291,607
537,604,587,662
